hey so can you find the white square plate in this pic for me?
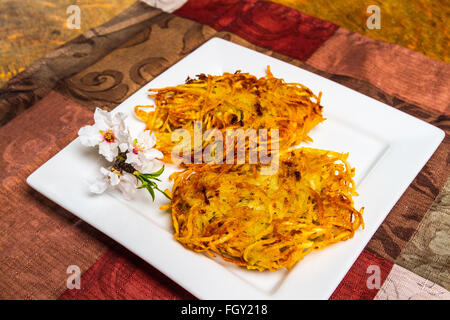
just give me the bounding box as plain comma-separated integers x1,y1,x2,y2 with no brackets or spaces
27,38,444,299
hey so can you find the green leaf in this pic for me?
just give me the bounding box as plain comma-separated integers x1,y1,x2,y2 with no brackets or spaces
154,186,171,200
147,186,155,201
147,165,165,177
133,167,168,202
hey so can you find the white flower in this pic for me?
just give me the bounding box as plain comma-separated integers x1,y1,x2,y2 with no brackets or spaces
125,130,163,172
78,108,128,162
116,173,137,200
80,110,167,201
89,167,137,200
140,0,186,13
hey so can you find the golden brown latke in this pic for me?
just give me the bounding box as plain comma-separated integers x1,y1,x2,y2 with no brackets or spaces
168,148,364,271
135,67,324,162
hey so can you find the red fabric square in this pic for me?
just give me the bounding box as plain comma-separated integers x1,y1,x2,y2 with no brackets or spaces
330,249,394,300
175,0,338,61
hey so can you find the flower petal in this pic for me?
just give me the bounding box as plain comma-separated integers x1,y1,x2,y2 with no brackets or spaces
89,172,109,194
93,108,111,129
112,112,127,126
78,125,103,147
149,131,158,145
117,173,137,200
119,142,129,153
139,160,156,173
125,151,141,166
89,179,108,194
108,171,121,186
144,148,164,160
142,131,157,148
112,113,128,142
99,141,118,162
100,167,110,176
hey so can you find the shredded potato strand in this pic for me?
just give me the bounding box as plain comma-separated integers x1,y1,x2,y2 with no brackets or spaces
169,148,364,271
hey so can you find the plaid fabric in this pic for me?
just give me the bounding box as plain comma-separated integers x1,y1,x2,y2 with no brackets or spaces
0,0,448,300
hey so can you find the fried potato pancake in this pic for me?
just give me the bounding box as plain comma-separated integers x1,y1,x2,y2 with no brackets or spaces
135,67,324,162
169,148,364,271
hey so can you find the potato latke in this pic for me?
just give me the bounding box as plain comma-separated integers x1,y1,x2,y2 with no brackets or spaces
135,67,324,162
169,148,364,271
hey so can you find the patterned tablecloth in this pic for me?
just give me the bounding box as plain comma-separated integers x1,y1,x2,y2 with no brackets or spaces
0,0,448,300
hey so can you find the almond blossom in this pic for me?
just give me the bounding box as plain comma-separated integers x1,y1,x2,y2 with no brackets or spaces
79,108,169,201
78,108,128,162
125,131,164,172
89,167,137,200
